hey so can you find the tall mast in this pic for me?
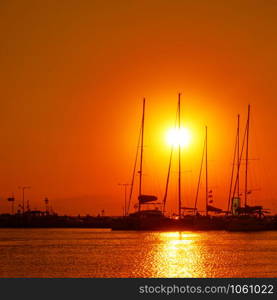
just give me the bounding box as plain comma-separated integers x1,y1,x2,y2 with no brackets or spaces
227,116,238,213
244,104,250,207
178,93,182,218
127,128,141,215
163,101,178,214
237,114,240,198
163,146,173,213
138,98,145,212
194,129,205,213
205,126,208,216
230,115,248,206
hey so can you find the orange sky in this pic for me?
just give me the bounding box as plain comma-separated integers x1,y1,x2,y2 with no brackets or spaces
0,0,277,215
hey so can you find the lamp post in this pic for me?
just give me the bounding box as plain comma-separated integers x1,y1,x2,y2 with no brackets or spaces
7,194,15,214
18,186,31,214
118,183,130,216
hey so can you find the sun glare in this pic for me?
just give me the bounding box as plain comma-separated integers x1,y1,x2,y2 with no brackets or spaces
166,127,192,148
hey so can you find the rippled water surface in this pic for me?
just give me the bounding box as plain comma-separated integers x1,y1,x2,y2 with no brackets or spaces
0,229,276,277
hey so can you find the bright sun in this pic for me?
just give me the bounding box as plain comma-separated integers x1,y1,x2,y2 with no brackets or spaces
166,127,192,148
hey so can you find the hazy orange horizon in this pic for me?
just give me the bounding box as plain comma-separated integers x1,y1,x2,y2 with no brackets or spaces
0,0,277,215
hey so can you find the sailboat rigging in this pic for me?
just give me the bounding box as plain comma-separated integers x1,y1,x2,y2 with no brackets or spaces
163,94,198,217
178,93,182,218
136,98,160,212
228,105,269,218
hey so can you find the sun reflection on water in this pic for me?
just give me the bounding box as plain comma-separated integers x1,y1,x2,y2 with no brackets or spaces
0,230,276,277
153,232,206,278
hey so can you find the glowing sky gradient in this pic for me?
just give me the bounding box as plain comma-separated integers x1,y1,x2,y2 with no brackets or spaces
0,0,277,215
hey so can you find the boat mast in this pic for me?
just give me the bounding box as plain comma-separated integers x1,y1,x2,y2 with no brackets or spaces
163,146,173,214
127,128,141,215
244,104,250,207
194,128,205,213
237,114,240,199
227,115,239,213
163,100,178,214
138,98,145,212
178,93,182,218
230,115,248,205
205,126,208,216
